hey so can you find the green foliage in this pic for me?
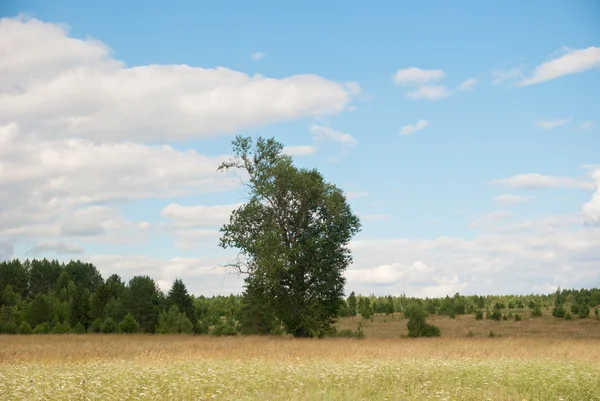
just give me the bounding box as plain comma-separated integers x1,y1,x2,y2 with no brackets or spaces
530,304,543,317
28,294,54,327
122,276,161,333
3,321,18,334
167,279,196,325
552,304,566,318
595,307,599,319
33,322,51,334
52,321,71,334
514,313,522,321
236,276,278,335
347,292,357,317
194,320,210,334
490,308,502,321
474,310,483,320
358,296,373,319
100,317,117,333
577,304,590,319
18,321,33,334
488,330,495,338
69,285,91,329
119,313,140,333
155,305,194,334
405,305,441,338
73,322,86,334
565,312,573,320
88,318,103,333
212,316,238,336
218,136,361,338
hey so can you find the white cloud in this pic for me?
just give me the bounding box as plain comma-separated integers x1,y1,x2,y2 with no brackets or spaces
309,124,357,147
490,173,595,190
161,203,242,228
581,121,594,130
495,194,534,206
520,46,600,86
406,85,451,100
27,241,84,256
393,67,445,85
359,213,390,221
346,191,369,200
458,78,479,91
535,118,571,130
583,169,600,224
400,119,429,136
343,81,362,95
491,68,523,84
282,145,316,156
0,241,14,261
251,52,266,60
0,17,355,143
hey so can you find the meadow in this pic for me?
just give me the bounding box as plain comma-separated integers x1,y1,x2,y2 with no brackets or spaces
1,312,600,401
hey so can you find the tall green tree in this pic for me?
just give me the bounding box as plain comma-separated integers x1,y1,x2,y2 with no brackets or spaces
166,279,196,325
0,259,29,299
347,291,357,316
28,294,54,327
69,285,91,329
122,276,161,333
218,136,361,338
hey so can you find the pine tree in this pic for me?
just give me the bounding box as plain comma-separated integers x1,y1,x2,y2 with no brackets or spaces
347,292,357,317
166,279,196,325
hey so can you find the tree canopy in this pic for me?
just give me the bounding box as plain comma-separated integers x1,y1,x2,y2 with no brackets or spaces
218,136,361,337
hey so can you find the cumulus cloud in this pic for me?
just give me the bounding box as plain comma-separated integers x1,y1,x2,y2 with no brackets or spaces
27,241,84,256
583,169,600,224
520,46,600,86
535,118,571,130
490,173,595,190
495,194,534,206
400,119,429,136
458,78,479,91
309,124,357,147
393,67,446,85
161,203,242,228
406,85,451,100
0,17,355,143
282,145,316,156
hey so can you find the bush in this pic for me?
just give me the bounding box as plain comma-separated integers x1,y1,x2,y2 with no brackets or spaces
488,330,495,338
3,321,18,334
33,322,51,334
474,310,483,320
119,313,139,333
52,321,71,334
530,305,542,317
73,322,86,333
88,318,102,333
552,305,566,318
18,321,33,334
578,305,590,319
514,313,522,321
156,305,194,334
194,319,209,334
595,307,599,320
490,309,502,321
502,314,508,321
212,317,237,336
508,301,515,309
100,317,117,333
565,312,572,320
405,305,441,338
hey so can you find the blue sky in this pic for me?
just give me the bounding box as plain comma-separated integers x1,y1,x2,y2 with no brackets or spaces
1,0,599,297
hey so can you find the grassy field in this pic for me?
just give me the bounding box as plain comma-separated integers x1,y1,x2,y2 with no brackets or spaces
2,316,600,401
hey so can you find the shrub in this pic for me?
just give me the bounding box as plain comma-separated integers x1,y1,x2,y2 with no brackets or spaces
354,323,365,339
552,305,566,318
531,305,542,317
502,314,508,321
88,318,102,333
156,305,194,334
514,313,522,321
578,305,590,319
508,301,515,309
212,317,237,336
52,321,71,334
100,317,117,333
507,311,513,319
490,309,502,321
405,305,441,338
488,330,495,338
119,313,139,333
466,330,474,338
194,319,209,335
595,307,599,320
565,312,572,320
18,321,33,334
474,310,483,320
3,321,18,334
73,322,86,333
33,322,51,334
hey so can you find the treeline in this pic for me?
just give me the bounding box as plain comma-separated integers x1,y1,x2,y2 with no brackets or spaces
1,258,599,335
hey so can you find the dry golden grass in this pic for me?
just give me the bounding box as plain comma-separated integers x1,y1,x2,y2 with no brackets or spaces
336,309,600,339
1,334,600,400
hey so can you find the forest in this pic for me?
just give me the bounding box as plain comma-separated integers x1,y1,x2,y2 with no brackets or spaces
1,258,599,336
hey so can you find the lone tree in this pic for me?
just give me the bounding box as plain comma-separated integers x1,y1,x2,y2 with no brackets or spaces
218,136,361,338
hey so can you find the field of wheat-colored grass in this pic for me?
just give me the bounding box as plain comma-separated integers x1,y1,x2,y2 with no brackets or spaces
1,332,600,400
